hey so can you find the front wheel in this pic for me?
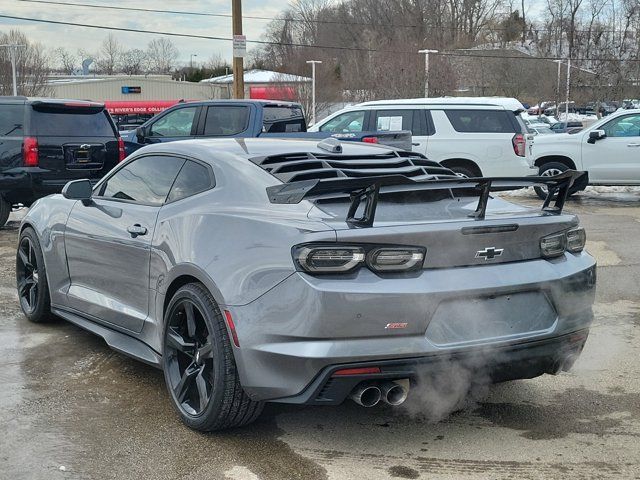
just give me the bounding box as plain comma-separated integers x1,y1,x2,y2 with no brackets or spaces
0,196,10,227
534,162,570,200
162,283,263,431
16,227,55,323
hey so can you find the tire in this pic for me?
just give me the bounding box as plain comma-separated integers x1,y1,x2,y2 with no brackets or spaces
162,283,263,431
0,196,10,227
16,227,55,323
448,165,478,179
534,162,572,200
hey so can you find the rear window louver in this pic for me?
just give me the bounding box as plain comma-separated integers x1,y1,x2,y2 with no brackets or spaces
251,151,456,183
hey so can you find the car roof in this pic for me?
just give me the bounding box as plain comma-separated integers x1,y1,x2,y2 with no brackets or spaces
168,99,302,108
357,96,525,111
133,137,396,161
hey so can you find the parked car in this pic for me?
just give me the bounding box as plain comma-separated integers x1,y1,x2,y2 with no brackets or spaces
122,99,412,155
18,137,595,431
0,97,124,226
532,108,640,198
528,125,555,135
549,121,584,133
308,97,537,178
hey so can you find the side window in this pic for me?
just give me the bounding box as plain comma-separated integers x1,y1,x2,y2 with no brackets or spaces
0,104,24,136
603,114,640,138
445,110,517,133
167,161,213,203
149,107,197,137
319,111,365,133
375,110,414,133
204,106,249,136
99,156,185,205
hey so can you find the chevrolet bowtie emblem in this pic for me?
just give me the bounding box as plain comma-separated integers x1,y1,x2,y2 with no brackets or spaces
475,247,504,260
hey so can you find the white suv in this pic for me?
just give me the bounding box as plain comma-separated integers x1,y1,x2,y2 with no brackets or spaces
309,97,536,178
532,109,640,198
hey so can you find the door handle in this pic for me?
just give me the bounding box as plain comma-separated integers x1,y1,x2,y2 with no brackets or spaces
127,224,147,237
627,143,640,147
412,142,420,146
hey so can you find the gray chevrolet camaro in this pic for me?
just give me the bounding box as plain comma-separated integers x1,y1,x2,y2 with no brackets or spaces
16,138,596,431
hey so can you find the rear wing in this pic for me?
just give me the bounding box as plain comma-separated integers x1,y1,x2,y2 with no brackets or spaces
266,170,588,228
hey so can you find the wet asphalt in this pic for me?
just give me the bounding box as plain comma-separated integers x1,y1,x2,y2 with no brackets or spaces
1,188,639,480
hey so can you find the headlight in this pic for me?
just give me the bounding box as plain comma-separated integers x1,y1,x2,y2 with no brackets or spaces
368,248,425,272
294,246,365,273
540,227,586,258
566,227,586,253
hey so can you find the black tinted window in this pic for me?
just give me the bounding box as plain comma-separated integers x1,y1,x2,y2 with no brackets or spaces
204,106,249,136
100,156,184,205
263,106,305,133
32,109,114,137
0,104,24,136
445,110,517,133
167,161,212,202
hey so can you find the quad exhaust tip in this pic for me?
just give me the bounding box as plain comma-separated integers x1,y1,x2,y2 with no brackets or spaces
350,384,382,407
350,379,410,407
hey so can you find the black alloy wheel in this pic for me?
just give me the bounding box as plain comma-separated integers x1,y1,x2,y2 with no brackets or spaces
17,235,39,314
165,298,214,416
162,283,263,431
16,227,53,323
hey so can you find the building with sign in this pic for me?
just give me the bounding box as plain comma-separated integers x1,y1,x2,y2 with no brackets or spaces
47,75,225,102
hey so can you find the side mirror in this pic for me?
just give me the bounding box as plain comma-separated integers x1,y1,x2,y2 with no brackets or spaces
588,129,606,144
135,126,147,143
62,179,93,205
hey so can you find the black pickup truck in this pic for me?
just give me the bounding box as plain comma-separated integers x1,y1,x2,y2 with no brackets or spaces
122,100,412,155
0,97,124,226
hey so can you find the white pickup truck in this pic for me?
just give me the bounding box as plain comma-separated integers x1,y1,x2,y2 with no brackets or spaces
532,109,640,198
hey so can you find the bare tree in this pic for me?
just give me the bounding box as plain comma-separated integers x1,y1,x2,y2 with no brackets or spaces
95,33,122,75
146,38,179,74
121,49,147,75
53,47,77,74
0,30,50,96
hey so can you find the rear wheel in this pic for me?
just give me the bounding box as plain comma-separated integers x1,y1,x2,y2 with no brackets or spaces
0,196,10,227
162,283,263,431
16,227,55,323
534,162,570,199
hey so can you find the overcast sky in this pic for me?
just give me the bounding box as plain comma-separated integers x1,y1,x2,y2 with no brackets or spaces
0,0,548,67
0,0,286,66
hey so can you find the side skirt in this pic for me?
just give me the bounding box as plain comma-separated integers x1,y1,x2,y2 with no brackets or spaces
51,306,162,369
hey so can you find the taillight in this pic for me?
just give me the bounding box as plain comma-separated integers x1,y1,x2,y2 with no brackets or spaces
332,367,381,377
362,137,378,144
512,133,526,157
540,227,586,258
117,137,126,162
23,137,39,167
223,310,240,347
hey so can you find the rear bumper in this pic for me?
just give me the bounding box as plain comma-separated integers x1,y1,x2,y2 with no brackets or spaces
230,252,596,402
275,329,590,405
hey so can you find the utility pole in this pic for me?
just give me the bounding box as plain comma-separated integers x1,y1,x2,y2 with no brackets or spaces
190,54,197,69
232,0,245,99
418,49,438,98
306,60,322,125
0,44,25,96
554,59,562,111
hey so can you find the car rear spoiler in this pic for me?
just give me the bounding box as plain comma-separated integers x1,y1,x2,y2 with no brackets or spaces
266,170,588,228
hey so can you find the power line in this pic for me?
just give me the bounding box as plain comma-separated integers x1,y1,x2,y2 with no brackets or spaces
0,12,639,64
14,0,640,35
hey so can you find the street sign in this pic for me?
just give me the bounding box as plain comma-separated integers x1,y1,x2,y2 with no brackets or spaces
233,35,246,58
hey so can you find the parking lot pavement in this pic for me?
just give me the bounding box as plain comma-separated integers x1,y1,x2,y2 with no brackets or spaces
1,189,639,480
